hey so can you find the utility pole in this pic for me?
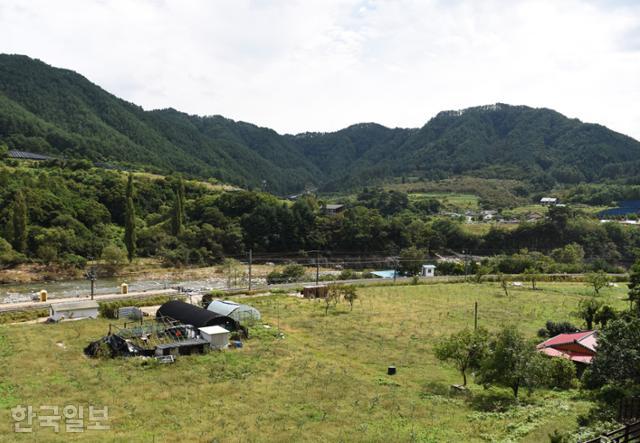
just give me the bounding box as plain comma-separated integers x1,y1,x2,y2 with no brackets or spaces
393,257,398,283
85,266,96,300
315,250,320,286
248,249,252,291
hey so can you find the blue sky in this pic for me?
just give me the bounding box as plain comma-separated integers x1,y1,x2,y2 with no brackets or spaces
2,0,640,139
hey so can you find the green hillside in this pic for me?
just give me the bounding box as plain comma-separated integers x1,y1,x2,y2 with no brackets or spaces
1,54,640,194
0,54,319,193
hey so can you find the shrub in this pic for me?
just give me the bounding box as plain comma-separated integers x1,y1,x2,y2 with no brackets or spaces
267,263,306,284
201,290,224,308
58,253,87,269
469,388,516,412
0,237,26,267
537,320,579,338
546,357,577,389
101,243,127,275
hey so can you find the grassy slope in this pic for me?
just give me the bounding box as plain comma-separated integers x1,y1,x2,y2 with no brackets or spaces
0,282,628,442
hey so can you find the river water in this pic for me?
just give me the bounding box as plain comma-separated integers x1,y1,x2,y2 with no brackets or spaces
0,275,245,304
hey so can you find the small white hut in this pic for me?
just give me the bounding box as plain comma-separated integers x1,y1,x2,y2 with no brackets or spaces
421,264,436,278
198,326,230,350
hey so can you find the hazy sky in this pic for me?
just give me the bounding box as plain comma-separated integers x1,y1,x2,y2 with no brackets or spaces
2,0,639,139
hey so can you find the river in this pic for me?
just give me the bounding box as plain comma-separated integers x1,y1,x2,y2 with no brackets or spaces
0,275,248,304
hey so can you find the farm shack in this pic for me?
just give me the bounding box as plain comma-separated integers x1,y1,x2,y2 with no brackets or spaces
198,326,230,350
157,300,238,331
50,300,99,321
303,285,328,298
322,204,345,215
207,300,261,322
421,264,436,277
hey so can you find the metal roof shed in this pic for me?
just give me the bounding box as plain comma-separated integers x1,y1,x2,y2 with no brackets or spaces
50,300,99,321
207,300,261,322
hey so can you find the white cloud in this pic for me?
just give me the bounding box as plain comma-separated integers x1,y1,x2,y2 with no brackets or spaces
1,0,639,139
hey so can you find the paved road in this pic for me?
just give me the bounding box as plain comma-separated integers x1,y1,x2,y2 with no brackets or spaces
1,272,628,314
0,289,179,313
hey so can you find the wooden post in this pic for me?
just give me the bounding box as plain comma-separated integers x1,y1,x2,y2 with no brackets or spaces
316,250,320,286
474,301,478,330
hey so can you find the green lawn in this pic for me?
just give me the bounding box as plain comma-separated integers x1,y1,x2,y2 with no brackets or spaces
0,282,628,442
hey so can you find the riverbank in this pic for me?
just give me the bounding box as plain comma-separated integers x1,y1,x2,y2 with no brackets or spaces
0,260,287,285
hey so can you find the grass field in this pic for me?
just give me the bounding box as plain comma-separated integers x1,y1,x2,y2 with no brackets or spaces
0,282,629,442
460,223,520,235
409,192,480,211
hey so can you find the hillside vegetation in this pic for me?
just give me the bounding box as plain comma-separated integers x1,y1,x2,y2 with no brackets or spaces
2,55,640,193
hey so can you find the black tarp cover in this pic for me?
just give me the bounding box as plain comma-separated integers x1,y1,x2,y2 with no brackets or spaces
156,300,238,331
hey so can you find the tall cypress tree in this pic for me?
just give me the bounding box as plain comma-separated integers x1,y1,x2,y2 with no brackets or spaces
171,189,183,236
177,176,186,222
124,174,136,262
11,190,28,253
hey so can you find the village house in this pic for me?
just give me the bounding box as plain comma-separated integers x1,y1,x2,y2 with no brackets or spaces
322,204,345,215
536,330,597,373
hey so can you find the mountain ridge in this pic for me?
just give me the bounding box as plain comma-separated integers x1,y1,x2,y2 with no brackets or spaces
1,54,639,193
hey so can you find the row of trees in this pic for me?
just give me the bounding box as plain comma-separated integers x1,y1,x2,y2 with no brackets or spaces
2,163,640,274
435,326,576,398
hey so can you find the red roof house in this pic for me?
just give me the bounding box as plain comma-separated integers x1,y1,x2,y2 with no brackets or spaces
536,330,597,364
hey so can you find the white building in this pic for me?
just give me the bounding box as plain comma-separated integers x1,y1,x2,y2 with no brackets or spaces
421,264,436,277
198,326,230,350
49,300,99,321
540,197,558,206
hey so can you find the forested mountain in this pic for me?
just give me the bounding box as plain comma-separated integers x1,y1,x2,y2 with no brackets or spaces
1,54,640,194
0,54,319,193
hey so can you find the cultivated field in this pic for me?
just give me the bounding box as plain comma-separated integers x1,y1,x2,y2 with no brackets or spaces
0,282,629,442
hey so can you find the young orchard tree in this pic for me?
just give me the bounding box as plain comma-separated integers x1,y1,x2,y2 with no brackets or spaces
341,285,358,311
586,270,611,296
324,285,341,315
577,297,603,330
477,326,546,400
434,327,489,386
499,273,510,297
523,267,540,290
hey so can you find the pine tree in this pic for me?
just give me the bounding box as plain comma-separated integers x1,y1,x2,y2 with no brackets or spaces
124,174,136,262
11,190,28,253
